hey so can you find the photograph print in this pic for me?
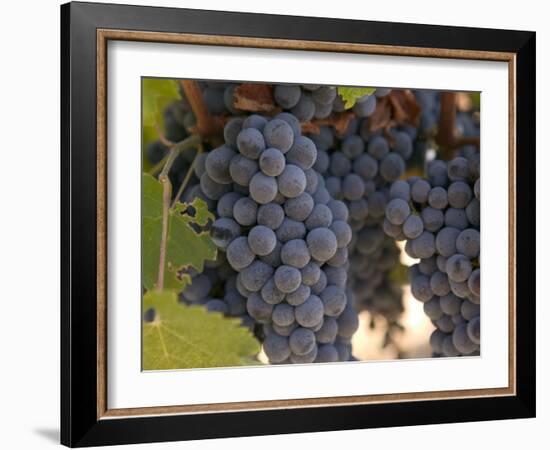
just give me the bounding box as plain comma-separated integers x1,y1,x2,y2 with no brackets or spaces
141,79,481,371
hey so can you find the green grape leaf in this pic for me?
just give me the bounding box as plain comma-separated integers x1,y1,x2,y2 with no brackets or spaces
142,78,180,128
142,290,261,370
470,92,480,110
142,173,217,292
337,87,377,109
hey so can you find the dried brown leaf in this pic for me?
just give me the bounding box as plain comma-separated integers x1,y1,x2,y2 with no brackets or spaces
233,83,280,113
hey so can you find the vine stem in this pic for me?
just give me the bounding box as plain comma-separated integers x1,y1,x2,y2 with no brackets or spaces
436,92,480,158
155,134,201,291
171,143,204,209
180,80,213,135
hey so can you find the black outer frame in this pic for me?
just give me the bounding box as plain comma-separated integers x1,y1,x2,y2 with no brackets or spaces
61,1,536,447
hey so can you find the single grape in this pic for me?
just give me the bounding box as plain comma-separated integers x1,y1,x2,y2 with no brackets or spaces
442,335,461,357
289,345,318,364
248,225,277,256
439,293,462,316
257,203,285,230
390,180,411,201
315,344,339,362
259,147,286,177
200,172,231,200
429,329,447,354
428,186,448,209
321,285,347,317
286,136,317,170
274,84,302,108
446,254,473,283
330,220,352,248
467,316,480,344
286,284,311,306
263,118,294,153
452,323,478,354
380,153,405,182
456,229,480,258
430,271,451,297
329,152,352,177
284,193,315,222
295,295,324,328
181,273,212,302
411,179,431,204
421,207,445,232
263,332,291,363
424,297,444,320
237,127,266,159
402,215,424,239
226,236,255,271
205,145,236,184
280,239,311,269
277,164,307,198
391,130,413,159
435,227,461,257
448,181,473,208
246,292,273,323
445,208,469,230
261,277,286,305
353,153,378,180
229,154,258,187
305,204,333,230
274,265,302,293
306,228,338,262
242,114,268,131
217,192,242,218
289,327,316,355
315,317,338,344
447,157,469,181
342,173,365,201
300,262,321,287
276,218,306,243
336,304,359,339
240,260,274,292
386,198,411,225
249,172,278,204
468,269,480,296
233,197,258,226
466,198,480,227
410,273,433,302
272,303,296,327
367,136,389,160
427,160,448,187
291,94,315,122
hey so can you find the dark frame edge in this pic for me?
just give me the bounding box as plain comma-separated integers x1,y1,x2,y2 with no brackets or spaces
60,2,72,447
514,31,536,418
60,2,536,447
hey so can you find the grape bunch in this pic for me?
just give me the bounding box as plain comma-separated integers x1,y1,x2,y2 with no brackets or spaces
307,113,410,331
196,112,358,363
382,154,480,356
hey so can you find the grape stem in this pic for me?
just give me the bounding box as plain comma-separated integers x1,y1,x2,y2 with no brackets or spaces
156,134,201,290
180,80,224,137
436,92,480,157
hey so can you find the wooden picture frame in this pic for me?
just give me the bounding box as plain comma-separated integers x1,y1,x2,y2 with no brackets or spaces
61,1,535,446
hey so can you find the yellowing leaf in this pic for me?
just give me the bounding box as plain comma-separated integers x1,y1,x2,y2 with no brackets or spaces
337,86,377,109
142,173,217,292
142,290,261,370
142,78,180,128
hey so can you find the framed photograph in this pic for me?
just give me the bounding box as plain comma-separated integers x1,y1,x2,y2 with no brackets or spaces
61,1,536,447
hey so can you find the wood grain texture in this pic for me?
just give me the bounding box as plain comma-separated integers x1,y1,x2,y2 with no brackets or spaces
95,28,516,419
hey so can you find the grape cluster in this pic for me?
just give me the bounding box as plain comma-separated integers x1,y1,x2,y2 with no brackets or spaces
383,155,480,356
308,113,410,330
195,112,358,363
272,84,390,121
